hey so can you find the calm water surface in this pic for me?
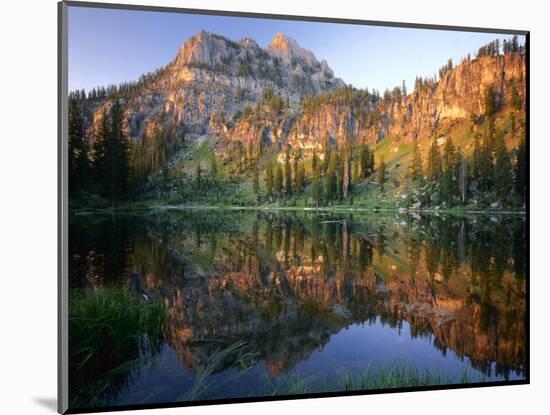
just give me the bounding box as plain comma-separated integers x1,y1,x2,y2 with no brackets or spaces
69,209,527,408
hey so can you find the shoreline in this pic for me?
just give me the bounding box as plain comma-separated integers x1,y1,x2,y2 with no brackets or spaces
71,203,527,216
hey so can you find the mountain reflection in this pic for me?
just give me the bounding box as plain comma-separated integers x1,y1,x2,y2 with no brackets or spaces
70,210,526,381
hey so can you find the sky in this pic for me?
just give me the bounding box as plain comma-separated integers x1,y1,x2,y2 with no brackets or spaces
68,6,525,94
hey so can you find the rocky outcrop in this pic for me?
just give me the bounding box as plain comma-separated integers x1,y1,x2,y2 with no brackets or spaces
82,32,526,160
374,53,526,142
86,31,344,141
285,53,526,151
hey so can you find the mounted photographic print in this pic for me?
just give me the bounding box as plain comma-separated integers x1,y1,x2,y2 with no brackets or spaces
58,1,529,413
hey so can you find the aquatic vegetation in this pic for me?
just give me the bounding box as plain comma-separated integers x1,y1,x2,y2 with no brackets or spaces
69,286,166,408
179,339,260,401
260,363,474,396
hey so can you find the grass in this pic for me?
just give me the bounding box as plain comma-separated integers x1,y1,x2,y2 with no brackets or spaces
178,339,260,401
69,286,166,408
260,362,475,396
338,363,472,391
176,340,477,402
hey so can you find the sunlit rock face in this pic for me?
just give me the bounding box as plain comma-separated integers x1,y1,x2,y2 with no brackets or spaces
86,31,344,141
288,53,526,151
82,30,525,166
376,53,526,143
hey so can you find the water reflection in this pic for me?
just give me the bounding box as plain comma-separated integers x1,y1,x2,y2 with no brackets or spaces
69,210,526,406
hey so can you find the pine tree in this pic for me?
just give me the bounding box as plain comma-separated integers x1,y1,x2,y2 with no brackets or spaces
293,153,299,193
484,86,497,117
75,140,90,193
409,139,423,183
471,133,482,181
109,100,129,203
89,101,130,204
151,128,167,177
253,160,259,194
369,151,375,177
511,35,519,53
336,170,343,201
441,137,457,204
352,157,360,183
509,113,516,139
510,84,522,110
265,161,274,200
494,134,512,204
326,153,338,202
323,133,331,173
337,151,344,200
342,147,351,199
210,154,218,178
161,159,169,192
515,136,527,206
275,163,283,198
300,164,306,193
427,139,442,183
237,145,244,173
478,117,496,192
487,115,497,142
457,148,468,203
129,134,148,192
295,162,305,194
367,150,374,176
478,136,494,193
377,155,387,192
284,147,292,197
196,161,202,186
68,98,89,192
312,165,322,206
312,149,318,173
359,144,373,178
92,108,109,196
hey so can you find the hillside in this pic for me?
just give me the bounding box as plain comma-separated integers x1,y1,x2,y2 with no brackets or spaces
68,32,527,211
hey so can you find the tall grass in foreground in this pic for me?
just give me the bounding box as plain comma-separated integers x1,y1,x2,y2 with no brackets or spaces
177,340,476,402
339,363,472,391
178,339,260,401
69,286,166,408
261,362,474,396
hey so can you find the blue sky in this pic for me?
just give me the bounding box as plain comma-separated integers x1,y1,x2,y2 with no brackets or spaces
68,6,524,94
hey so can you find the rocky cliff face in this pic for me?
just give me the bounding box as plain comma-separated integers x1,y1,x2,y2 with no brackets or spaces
286,53,526,152
84,32,526,158
374,53,526,142
87,31,344,141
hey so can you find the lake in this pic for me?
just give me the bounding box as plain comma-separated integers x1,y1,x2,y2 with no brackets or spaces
68,209,527,409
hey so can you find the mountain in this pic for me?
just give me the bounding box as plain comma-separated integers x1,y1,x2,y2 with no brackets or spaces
85,31,344,141
293,52,525,147
72,32,527,210
82,32,525,150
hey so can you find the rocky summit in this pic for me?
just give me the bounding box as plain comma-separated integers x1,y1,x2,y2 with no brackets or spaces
81,31,525,157
85,31,343,143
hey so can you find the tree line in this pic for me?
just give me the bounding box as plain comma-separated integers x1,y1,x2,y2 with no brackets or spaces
68,64,170,103
476,35,524,58
261,135,376,206
407,113,526,208
69,96,184,206
69,98,131,205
